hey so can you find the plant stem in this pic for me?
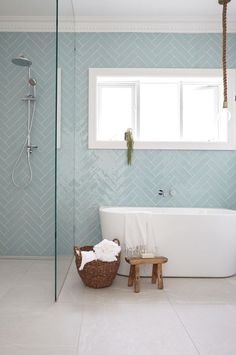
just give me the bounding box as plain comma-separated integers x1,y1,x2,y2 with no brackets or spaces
126,129,134,165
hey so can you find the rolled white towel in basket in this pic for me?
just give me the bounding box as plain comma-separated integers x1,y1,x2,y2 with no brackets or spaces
78,250,97,271
77,239,121,271
93,239,121,262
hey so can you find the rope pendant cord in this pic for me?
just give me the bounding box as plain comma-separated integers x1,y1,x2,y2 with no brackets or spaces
222,0,228,108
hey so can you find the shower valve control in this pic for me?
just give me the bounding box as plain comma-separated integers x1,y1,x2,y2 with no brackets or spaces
27,145,38,154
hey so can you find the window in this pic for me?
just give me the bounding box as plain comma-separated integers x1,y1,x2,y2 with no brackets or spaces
89,68,236,150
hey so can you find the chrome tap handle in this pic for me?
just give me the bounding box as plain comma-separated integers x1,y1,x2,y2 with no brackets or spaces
27,145,38,154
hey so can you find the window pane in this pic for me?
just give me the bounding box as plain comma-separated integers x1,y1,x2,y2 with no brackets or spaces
97,86,134,141
183,84,221,141
139,83,180,141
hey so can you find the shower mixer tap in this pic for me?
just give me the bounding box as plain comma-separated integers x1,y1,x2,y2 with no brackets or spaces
11,54,38,188
27,145,38,154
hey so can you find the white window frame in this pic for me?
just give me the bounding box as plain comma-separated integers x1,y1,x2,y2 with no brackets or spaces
89,68,236,150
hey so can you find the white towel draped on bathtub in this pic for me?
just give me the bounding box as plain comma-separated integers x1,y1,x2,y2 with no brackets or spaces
124,212,157,255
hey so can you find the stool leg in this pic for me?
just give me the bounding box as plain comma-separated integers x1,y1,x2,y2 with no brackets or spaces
134,265,140,293
128,265,135,287
152,264,157,284
157,263,163,289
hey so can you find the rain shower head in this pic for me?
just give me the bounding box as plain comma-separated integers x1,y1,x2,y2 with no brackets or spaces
12,55,32,67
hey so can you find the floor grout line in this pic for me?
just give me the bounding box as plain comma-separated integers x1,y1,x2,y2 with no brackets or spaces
164,289,201,355
58,262,85,355
75,305,85,355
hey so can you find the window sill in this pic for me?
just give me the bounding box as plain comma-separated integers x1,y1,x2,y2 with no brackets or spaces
89,140,236,150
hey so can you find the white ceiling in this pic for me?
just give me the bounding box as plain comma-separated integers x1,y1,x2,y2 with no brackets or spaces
73,0,236,18
0,0,235,18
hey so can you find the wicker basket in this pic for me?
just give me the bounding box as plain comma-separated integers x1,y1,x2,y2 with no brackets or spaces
74,239,121,288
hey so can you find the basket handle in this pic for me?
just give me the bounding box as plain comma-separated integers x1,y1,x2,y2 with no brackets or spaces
74,246,81,257
113,238,120,246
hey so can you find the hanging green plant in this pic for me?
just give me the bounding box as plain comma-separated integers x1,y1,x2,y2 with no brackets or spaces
124,128,134,165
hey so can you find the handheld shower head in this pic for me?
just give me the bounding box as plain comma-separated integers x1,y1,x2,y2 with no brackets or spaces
29,78,37,86
29,78,37,97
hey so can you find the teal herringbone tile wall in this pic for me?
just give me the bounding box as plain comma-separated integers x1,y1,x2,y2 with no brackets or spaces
75,33,236,246
0,32,56,256
0,32,76,256
1,32,236,254
57,32,76,256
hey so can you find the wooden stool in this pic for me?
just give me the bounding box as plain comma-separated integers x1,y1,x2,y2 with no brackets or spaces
125,256,168,293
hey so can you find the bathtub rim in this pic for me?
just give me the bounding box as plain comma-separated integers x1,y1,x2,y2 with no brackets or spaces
99,206,236,216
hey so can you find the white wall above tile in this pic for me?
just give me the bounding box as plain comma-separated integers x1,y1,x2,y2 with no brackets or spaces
0,15,236,33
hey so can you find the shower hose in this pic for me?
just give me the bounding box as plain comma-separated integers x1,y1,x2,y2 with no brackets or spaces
11,100,36,188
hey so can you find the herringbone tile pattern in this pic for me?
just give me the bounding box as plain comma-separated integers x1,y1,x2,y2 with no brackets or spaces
0,32,76,257
57,32,76,255
75,33,236,247
1,32,236,255
0,32,57,256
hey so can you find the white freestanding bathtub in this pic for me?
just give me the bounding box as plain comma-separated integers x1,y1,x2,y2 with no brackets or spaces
99,207,236,277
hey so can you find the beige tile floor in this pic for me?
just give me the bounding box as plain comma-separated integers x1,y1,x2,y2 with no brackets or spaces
0,259,236,355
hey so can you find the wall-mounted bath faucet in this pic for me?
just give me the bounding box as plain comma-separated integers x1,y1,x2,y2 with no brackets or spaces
158,188,176,197
158,189,168,197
